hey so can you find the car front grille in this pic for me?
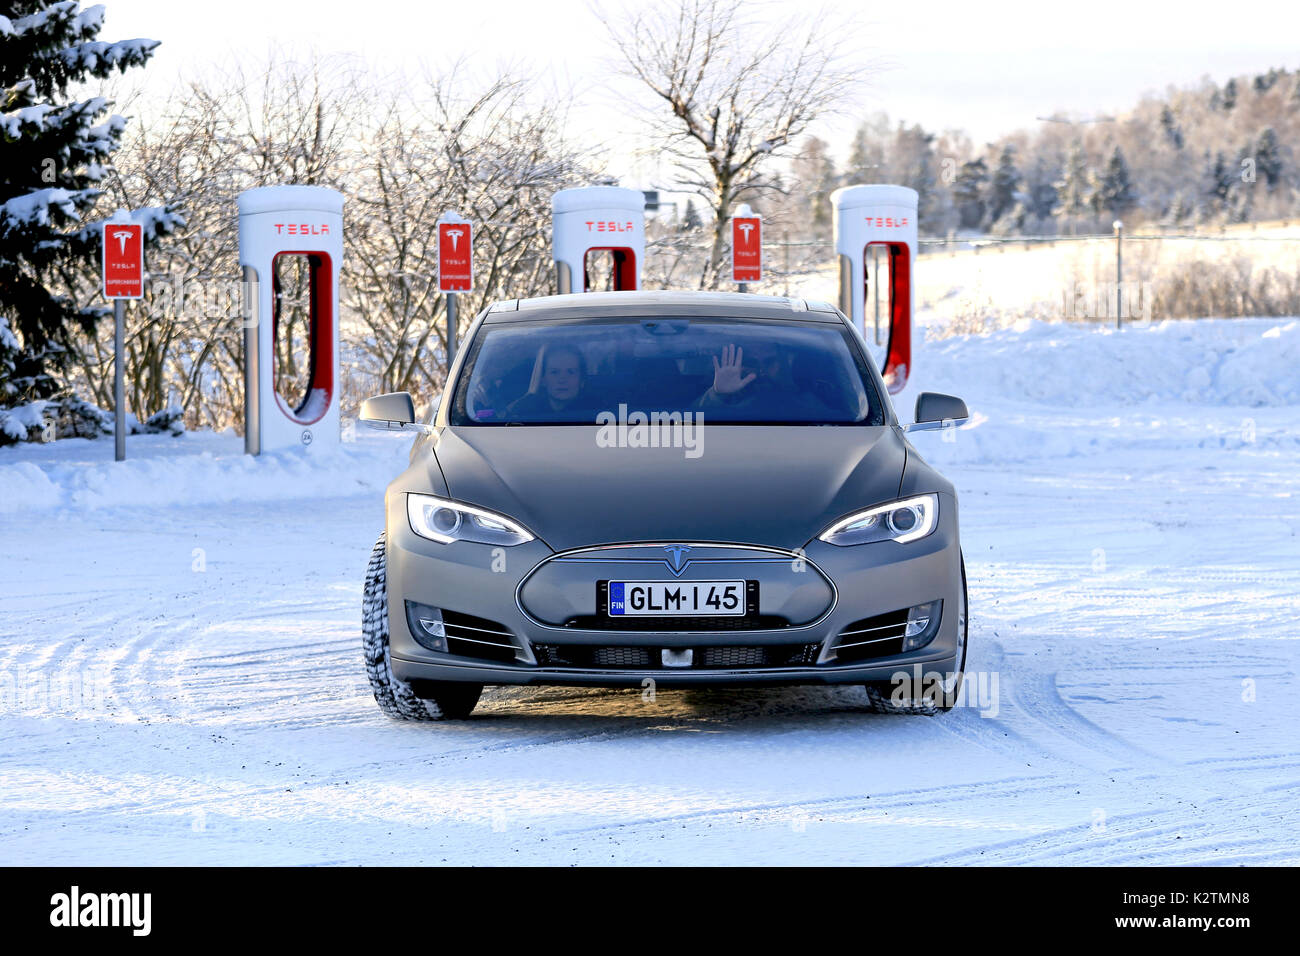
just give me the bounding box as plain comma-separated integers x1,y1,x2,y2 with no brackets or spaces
532,643,821,670
442,610,520,663
592,645,653,668
561,614,791,631
829,609,908,663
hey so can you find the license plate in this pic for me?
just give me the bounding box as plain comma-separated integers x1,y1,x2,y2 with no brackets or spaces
607,581,746,617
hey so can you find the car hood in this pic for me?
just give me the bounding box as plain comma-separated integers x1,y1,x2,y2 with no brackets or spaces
431,425,906,552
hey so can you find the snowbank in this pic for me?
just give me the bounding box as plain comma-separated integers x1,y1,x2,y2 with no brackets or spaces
0,429,412,515
908,317,1300,409
883,316,1300,469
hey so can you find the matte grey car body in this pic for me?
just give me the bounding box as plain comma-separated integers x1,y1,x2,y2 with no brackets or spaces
360,291,969,719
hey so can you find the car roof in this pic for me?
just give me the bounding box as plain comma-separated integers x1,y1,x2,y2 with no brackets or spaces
483,290,845,323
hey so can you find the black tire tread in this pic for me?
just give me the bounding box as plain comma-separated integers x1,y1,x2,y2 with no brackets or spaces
362,533,480,720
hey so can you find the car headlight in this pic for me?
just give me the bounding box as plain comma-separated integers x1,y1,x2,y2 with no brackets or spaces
818,494,939,546
407,493,534,546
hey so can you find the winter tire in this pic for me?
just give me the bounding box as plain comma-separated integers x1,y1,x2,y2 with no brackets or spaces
362,533,482,720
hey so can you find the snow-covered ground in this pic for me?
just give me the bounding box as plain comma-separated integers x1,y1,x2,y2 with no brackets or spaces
2,317,1298,865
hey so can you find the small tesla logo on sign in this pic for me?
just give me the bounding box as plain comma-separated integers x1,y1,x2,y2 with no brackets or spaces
737,222,754,244
445,228,464,251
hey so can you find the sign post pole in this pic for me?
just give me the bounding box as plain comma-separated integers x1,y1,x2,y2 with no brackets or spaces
114,297,126,460
102,210,143,462
446,292,459,367
437,211,474,375
731,204,762,293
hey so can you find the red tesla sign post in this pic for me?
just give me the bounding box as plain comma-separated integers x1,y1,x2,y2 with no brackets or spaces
731,204,762,291
437,213,474,367
102,213,143,461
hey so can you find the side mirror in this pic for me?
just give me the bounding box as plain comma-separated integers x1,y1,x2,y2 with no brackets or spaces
903,391,969,433
360,391,419,430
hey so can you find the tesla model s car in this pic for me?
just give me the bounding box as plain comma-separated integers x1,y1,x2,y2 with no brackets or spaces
359,291,969,720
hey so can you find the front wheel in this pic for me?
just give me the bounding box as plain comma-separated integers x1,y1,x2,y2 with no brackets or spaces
361,533,483,720
863,554,968,716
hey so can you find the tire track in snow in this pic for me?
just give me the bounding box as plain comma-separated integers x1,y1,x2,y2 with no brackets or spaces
925,636,1058,767
546,774,1075,841
913,778,1300,866
1000,668,1172,771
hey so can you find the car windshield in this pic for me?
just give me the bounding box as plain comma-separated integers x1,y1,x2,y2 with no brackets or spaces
450,316,884,425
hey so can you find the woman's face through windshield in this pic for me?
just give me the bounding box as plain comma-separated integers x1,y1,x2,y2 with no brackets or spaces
542,348,583,406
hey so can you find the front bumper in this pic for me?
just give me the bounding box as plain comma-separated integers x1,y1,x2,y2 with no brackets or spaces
384,492,963,687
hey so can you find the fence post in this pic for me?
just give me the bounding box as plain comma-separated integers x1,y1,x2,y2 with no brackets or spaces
1113,220,1124,330
783,231,790,297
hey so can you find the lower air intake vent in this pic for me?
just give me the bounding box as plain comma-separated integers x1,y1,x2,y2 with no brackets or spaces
699,645,767,668
532,643,821,670
442,610,519,663
831,609,908,663
591,646,653,668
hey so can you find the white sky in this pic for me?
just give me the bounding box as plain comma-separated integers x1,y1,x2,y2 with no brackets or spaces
106,0,1300,189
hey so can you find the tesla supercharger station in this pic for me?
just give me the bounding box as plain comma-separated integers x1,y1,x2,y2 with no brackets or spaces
552,186,645,293
831,184,917,394
238,185,344,454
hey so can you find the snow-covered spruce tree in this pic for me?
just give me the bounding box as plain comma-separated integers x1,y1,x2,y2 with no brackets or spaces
986,145,1020,228
952,158,988,231
1097,146,1137,219
0,2,176,407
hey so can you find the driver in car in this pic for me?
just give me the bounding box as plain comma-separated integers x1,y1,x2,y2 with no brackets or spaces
507,345,589,416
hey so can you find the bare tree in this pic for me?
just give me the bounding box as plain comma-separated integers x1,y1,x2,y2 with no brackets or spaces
344,70,591,412
67,53,366,430
67,54,592,430
601,0,862,288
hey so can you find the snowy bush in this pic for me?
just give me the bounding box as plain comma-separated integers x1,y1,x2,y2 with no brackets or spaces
0,395,183,446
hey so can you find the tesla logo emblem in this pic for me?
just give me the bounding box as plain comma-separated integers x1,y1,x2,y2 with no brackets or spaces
111,229,134,254
663,545,692,572
737,222,754,244
445,228,464,251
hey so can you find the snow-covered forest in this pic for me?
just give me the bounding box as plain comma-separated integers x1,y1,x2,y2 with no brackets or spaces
773,69,1300,239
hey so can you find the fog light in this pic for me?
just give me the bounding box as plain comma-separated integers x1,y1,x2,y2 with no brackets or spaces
901,600,942,652
404,601,447,652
